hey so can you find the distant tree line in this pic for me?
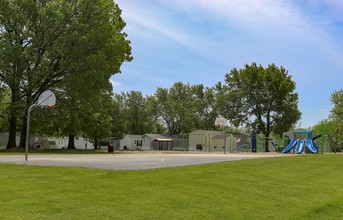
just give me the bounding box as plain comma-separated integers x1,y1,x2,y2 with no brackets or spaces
111,82,221,137
113,63,303,144
1,60,304,150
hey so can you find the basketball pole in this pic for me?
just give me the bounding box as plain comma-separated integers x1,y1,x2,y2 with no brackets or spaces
25,91,55,161
25,104,38,161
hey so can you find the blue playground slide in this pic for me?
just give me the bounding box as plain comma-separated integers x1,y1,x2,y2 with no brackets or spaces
282,131,319,154
282,139,298,153
295,140,305,154
306,139,318,153
282,138,318,154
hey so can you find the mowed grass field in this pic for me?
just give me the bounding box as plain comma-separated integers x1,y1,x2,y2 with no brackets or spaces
0,154,341,220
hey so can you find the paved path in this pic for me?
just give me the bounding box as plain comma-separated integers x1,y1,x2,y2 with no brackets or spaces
0,153,288,170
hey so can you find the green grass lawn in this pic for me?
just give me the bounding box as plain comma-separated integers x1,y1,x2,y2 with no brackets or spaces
0,154,342,219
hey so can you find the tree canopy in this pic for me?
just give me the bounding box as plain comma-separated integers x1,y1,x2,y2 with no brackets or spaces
0,0,132,148
217,63,301,151
329,89,343,145
111,91,162,137
153,82,219,135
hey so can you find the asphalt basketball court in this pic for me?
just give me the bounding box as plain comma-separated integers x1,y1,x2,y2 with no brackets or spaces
0,153,289,170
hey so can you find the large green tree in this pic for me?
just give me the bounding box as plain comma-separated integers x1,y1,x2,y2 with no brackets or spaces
0,0,132,148
191,85,220,130
113,91,147,135
81,91,114,149
0,85,10,131
154,82,218,135
154,82,195,135
329,89,343,147
218,63,301,151
112,91,161,136
311,120,334,136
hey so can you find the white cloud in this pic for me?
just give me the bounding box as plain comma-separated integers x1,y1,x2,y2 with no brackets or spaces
164,0,343,66
117,0,195,49
118,0,343,69
109,78,121,89
166,0,304,30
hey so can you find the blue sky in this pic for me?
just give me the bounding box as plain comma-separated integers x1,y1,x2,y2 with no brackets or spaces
112,0,343,128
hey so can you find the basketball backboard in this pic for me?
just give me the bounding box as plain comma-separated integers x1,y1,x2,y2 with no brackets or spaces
37,90,56,107
215,115,227,127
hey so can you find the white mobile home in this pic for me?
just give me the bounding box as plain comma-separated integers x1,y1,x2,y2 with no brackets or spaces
0,132,20,149
119,135,143,150
51,136,93,149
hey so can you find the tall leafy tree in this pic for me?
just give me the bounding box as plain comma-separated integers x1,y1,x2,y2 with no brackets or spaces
192,85,220,130
329,89,343,146
0,0,132,148
112,91,161,136
124,91,148,134
145,95,167,134
111,93,126,137
0,85,10,131
154,82,215,135
153,82,220,135
155,82,192,135
311,119,334,136
81,91,114,149
218,63,301,151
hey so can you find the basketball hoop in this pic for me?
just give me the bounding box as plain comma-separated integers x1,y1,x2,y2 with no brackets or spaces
25,90,56,161
215,115,227,128
37,90,56,107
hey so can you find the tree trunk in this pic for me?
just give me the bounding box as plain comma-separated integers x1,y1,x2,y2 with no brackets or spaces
94,138,98,149
67,135,76,149
6,114,18,149
6,88,19,149
265,112,271,152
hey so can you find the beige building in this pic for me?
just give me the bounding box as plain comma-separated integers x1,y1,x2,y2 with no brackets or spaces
188,129,250,152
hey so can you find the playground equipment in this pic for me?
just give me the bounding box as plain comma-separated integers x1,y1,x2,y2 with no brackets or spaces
282,130,318,154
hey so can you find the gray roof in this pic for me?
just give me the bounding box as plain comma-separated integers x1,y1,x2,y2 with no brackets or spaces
124,135,143,139
143,134,172,140
190,129,250,137
189,129,224,135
